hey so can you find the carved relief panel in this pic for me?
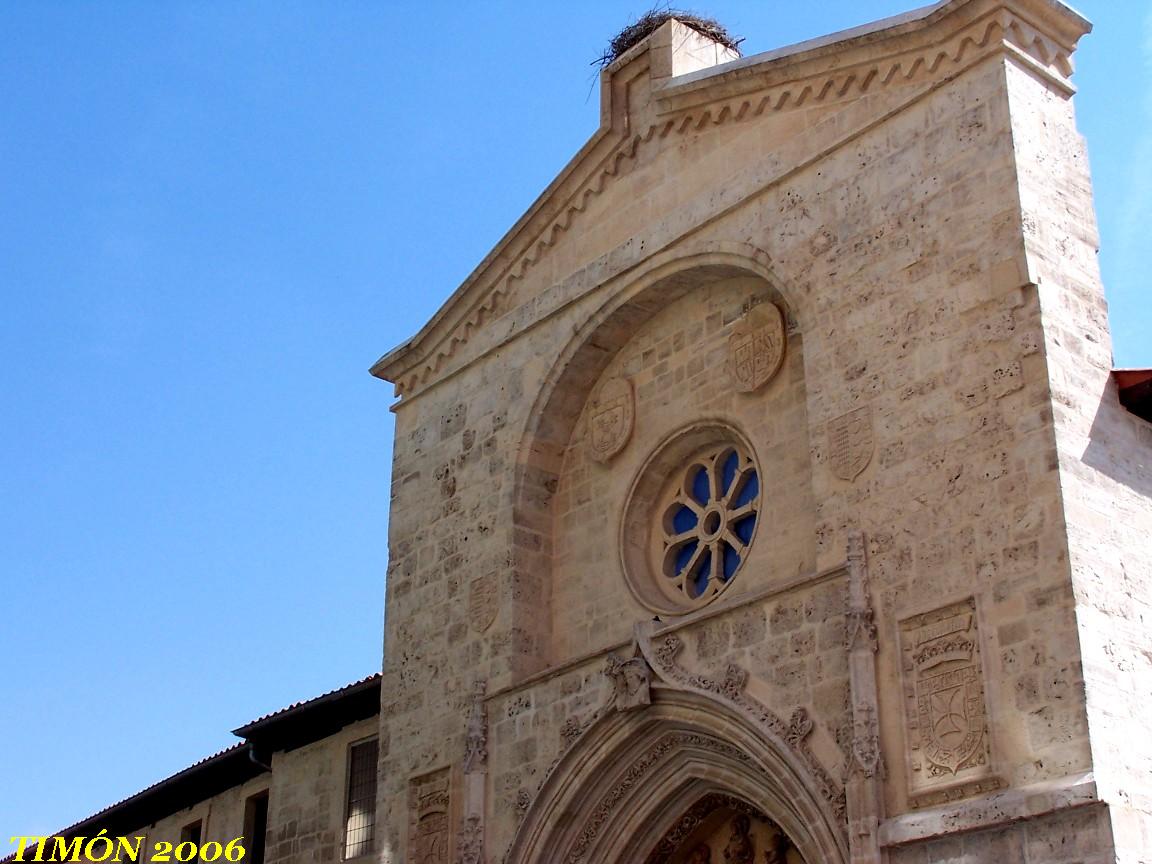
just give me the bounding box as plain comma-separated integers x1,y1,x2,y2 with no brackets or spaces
898,597,998,804
586,376,634,463
727,303,786,393
409,768,453,864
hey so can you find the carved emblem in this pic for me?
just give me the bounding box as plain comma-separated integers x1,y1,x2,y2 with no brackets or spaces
587,377,634,463
467,577,497,634
723,815,754,864
457,814,482,864
828,406,874,481
685,845,711,864
409,770,451,864
728,304,786,392
899,598,995,801
462,680,487,774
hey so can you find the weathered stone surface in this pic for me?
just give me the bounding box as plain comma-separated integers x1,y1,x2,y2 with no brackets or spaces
365,3,1146,863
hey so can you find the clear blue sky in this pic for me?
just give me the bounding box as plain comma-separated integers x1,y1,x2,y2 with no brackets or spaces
1,0,1147,837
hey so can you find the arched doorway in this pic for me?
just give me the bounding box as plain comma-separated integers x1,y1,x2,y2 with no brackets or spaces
505,684,847,864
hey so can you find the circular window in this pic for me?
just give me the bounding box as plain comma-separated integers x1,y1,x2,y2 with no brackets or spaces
621,425,761,614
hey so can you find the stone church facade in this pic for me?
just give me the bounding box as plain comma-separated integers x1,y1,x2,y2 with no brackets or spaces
20,1,1152,863
370,0,1152,862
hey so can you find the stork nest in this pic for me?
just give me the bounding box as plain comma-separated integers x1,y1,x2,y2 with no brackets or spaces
595,9,742,68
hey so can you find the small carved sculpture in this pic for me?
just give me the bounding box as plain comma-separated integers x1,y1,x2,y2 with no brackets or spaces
603,653,651,712
462,679,488,773
686,844,712,864
723,815,754,864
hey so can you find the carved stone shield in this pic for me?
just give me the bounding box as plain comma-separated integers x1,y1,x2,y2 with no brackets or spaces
899,598,994,800
587,377,634,463
728,304,786,392
467,577,497,634
828,406,874,481
917,665,984,775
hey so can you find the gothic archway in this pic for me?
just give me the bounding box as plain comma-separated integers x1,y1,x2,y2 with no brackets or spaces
505,685,848,864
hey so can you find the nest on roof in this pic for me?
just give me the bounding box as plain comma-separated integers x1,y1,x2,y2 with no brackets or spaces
595,9,742,68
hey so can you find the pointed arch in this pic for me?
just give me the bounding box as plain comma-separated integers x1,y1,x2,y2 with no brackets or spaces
505,686,848,864
506,241,799,668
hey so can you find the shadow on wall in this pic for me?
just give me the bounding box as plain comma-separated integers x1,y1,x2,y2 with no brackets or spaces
1081,376,1152,500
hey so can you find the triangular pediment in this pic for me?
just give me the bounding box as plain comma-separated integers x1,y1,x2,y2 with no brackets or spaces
371,0,1089,399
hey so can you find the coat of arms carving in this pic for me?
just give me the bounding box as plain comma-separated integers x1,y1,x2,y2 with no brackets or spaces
467,576,498,634
586,376,634,464
728,303,786,392
828,406,874,482
898,597,996,803
409,769,452,864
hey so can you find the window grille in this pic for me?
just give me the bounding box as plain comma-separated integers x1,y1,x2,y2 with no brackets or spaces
344,738,378,859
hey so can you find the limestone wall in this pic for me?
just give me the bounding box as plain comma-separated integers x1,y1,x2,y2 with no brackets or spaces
1006,54,1152,862
374,3,1125,862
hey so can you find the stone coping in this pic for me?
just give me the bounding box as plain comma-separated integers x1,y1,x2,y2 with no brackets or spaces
879,772,1101,846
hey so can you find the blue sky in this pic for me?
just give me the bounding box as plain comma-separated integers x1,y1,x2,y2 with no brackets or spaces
1,0,1147,837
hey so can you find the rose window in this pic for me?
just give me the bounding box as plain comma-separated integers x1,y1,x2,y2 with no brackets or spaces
659,445,760,604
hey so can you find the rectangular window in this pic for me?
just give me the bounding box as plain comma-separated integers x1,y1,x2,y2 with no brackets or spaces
343,738,378,859
243,792,269,864
180,822,202,847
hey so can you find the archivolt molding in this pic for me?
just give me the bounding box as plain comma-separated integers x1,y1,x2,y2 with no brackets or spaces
505,629,847,864
644,632,847,822
387,5,1077,400
505,682,849,864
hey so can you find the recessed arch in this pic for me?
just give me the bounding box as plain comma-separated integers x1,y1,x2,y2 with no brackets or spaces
506,242,801,668
505,686,848,864
513,241,795,497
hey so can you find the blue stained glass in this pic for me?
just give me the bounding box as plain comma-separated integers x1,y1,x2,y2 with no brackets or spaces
671,504,697,534
691,466,711,506
733,514,756,545
720,450,739,497
690,547,712,597
674,540,697,576
733,470,760,508
723,543,741,580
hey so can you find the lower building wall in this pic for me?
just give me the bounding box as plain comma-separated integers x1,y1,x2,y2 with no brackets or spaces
128,717,379,864
887,803,1114,864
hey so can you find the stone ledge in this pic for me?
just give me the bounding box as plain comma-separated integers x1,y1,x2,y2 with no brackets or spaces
879,773,1101,846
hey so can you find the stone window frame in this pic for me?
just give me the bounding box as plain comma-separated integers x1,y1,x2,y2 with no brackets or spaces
621,421,762,616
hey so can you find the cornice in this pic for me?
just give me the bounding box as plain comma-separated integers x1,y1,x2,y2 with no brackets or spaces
373,0,1089,401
